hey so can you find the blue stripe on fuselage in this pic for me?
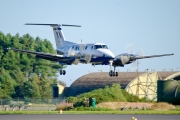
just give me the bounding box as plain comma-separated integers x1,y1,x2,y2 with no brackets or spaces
90,57,113,65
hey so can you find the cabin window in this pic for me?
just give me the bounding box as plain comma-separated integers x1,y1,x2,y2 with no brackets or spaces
91,46,94,50
75,46,79,50
85,46,88,50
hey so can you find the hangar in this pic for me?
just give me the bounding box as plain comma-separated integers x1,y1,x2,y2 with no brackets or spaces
157,72,180,104
64,71,180,101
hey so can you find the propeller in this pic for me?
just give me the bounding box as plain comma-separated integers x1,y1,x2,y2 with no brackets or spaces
125,43,144,70
67,46,88,64
67,47,76,57
125,43,134,54
131,49,144,70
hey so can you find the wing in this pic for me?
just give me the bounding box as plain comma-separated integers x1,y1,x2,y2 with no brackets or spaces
134,53,174,60
8,48,75,64
113,53,174,67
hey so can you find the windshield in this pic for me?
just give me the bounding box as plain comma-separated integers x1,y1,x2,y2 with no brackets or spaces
102,45,108,49
95,45,108,49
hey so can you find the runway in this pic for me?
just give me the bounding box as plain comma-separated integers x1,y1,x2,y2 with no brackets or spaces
0,114,180,120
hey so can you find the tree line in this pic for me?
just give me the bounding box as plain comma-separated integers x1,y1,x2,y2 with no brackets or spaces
0,31,63,99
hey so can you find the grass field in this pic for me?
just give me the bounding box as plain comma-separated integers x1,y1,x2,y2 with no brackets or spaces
0,110,180,114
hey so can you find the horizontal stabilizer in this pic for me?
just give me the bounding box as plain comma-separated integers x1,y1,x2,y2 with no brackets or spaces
25,23,81,27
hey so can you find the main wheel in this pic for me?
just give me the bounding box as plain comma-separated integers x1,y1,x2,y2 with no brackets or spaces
63,70,66,75
109,70,113,77
113,72,116,77
115,72,118,77
60,70,63,75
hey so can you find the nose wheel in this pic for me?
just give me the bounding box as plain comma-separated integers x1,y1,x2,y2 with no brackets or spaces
60,70,66,75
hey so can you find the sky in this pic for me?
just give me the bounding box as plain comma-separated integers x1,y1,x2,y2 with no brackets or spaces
0,0,180,86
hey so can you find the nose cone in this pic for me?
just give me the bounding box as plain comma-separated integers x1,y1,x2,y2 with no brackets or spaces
98,49,115,58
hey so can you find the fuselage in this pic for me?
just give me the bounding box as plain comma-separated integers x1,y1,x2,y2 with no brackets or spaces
56,42,115,65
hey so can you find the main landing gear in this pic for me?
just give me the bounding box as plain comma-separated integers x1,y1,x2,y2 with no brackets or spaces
109,60,118,77
60,70,66,75
109,70,118,77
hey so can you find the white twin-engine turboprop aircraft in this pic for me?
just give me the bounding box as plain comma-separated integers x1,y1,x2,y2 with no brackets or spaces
9,23,174,77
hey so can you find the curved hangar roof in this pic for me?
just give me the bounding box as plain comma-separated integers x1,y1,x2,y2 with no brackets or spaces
65,71,179,97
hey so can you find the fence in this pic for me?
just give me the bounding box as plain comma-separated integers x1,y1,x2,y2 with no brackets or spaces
0,97,67,111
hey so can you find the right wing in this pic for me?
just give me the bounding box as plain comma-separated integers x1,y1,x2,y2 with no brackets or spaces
8,48,75,64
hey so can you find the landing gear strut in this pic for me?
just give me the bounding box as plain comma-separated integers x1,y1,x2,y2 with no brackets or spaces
60,70,66,75
109,60,118,77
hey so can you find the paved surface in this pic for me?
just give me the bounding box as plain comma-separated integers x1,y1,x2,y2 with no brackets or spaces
0,114,180,120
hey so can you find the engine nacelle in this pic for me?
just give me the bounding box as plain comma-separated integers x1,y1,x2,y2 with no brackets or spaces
115,53,135,65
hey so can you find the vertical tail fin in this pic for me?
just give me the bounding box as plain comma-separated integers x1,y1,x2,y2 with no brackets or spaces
52,27,65,48
25,23,81,49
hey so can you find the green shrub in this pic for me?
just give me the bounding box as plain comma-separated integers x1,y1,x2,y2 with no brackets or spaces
66,96,78,103
67,84,127,107
67,84,152,108
77,84,127,104
121,90,152,102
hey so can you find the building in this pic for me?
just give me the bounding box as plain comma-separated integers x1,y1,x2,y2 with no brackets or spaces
64,71,180,101
157,72,180,104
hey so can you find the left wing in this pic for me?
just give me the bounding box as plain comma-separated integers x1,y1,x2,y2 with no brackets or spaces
134,53,174,60
113,53,174,66
8,48,75,63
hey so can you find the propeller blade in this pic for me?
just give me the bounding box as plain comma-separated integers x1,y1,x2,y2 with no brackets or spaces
125,43,134,54
131,60,138,70
135,49,144,57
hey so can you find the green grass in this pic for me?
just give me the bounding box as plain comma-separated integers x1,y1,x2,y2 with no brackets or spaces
0,110,180,114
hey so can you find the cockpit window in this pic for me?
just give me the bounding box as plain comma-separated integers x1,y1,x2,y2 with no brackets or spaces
102,45,108,49
95,45,108,49
95,45,102,49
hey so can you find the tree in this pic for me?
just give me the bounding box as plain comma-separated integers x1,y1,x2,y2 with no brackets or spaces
2,50,20,70
23,74,41,99
0,68,15,99
39,72,53,99
0,32,63,99
10,69,27,98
